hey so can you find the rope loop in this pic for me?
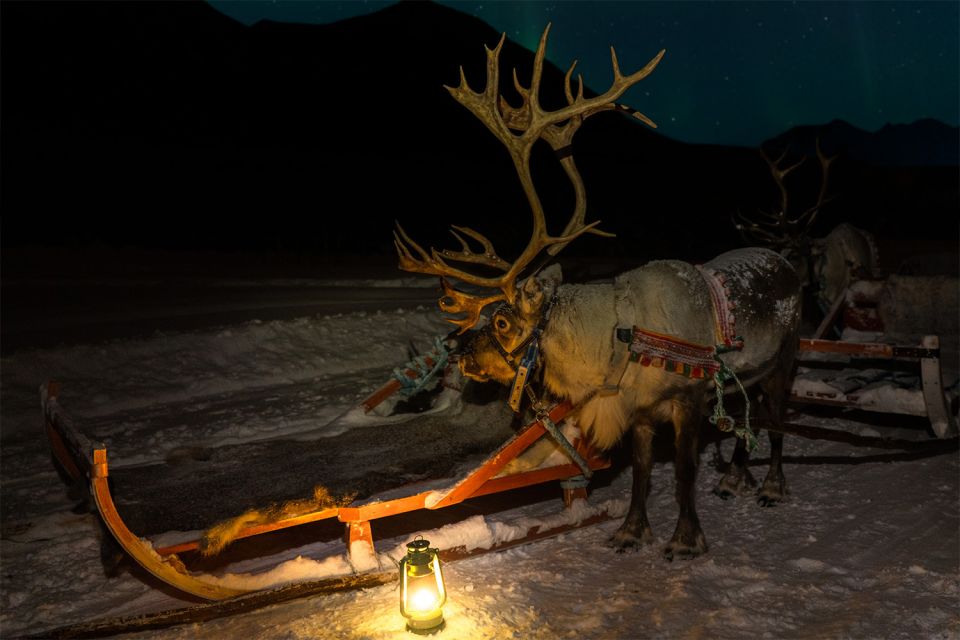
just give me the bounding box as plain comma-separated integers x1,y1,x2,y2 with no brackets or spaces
709,357,757,451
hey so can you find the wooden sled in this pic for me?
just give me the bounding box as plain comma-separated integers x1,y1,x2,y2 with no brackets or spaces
42,381,610,603
790,277,958,438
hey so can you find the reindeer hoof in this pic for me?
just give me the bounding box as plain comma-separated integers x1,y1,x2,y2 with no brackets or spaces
713,469,757,500
608,527,653,552
757,494,781,507
757,476,788,506
662,541,706,561
663,529,707,561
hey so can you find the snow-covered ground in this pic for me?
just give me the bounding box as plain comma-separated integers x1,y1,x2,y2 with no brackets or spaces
1,267,958,639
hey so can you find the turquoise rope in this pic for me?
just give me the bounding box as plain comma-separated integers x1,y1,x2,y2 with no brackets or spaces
539,413,593,479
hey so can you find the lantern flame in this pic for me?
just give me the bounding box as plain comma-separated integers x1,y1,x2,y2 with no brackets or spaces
410,587,439,612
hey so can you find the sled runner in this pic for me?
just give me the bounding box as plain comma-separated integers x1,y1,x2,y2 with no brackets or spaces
42,381,612,605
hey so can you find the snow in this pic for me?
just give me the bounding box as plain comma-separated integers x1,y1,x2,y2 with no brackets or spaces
1,266,958,639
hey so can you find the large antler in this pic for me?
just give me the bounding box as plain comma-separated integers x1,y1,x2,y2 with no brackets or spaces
395,24,664,331
734,138,836,250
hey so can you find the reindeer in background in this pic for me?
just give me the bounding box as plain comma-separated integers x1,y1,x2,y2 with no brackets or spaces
395,26,802,559
733,141,880,316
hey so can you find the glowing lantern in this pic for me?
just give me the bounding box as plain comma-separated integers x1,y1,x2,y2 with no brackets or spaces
399,536,446,633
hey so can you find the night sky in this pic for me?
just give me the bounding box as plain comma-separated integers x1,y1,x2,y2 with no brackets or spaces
209,0,959,147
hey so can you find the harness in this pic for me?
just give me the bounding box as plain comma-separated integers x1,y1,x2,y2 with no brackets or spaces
485,294,557,413
485,263,758,467
482,294,599,483
614,265,758,451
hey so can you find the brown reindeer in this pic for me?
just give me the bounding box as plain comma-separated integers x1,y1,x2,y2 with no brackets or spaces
395,26,802,559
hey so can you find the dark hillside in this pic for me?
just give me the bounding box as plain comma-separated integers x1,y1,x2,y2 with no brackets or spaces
2,0,956,271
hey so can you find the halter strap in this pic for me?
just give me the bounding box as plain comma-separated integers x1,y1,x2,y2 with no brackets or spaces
489,294,558,372
490,294,558,412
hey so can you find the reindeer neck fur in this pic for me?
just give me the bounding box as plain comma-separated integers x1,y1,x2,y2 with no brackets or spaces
538,282,619,404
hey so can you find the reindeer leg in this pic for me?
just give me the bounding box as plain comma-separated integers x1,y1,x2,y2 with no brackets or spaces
758,431,787,506
665,399,707,560
756,389,788,506
758,369,790,506
609,423,654,551
712,431,758,500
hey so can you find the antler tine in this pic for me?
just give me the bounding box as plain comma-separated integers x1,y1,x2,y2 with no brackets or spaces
395,222,514,285
732,208,793,248
549,45,665,126
442,226,511,271
399,25,662,328
522,23,550,116
792,137,837,231
445,33,513,143
438,279,506,333
563,60,583,105
760,147,804,214
743,137,837,252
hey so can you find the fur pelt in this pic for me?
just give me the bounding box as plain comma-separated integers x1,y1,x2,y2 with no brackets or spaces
199,485,354,557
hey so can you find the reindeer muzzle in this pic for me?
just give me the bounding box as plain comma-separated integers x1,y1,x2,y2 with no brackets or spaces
457,354,490,382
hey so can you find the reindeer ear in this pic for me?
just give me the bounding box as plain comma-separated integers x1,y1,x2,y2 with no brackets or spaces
518,265,562,316
539,264,563,289
519,275,545,317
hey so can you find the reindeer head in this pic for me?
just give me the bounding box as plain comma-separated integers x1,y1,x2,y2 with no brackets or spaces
394,24,663,383
458,265,563,384
733,138,836,287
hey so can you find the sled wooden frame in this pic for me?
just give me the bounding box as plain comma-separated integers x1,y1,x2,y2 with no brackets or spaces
789,278,958,439
793,334,957,438
42,381,610,602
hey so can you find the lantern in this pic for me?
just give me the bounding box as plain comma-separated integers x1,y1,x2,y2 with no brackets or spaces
399,536,446,633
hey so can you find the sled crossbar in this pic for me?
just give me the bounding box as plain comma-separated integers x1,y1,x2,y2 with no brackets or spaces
798,338,939,359
42,383,608,603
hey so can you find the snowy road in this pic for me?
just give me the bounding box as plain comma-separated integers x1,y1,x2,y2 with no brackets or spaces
2,278,438,354
1,266,957,639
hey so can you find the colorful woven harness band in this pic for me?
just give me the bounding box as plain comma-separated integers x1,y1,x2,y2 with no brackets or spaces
695,264,743,350
624,328,721,378
615,265,758,451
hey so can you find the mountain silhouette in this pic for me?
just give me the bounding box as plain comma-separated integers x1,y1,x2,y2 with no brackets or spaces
764,119,959,168
2,0,956,266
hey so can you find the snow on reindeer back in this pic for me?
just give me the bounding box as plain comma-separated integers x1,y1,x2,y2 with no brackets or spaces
704,247,802,329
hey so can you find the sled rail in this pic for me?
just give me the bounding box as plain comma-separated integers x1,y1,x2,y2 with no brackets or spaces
336,400,610,549
43,382,98,482
43,382,248,600
43,382,609,604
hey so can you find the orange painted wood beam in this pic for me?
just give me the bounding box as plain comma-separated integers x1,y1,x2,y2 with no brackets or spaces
428,401,575,510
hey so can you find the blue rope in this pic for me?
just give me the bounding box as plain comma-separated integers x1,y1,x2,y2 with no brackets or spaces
392,336,450,398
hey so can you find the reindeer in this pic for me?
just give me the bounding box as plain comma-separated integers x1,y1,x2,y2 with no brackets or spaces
733,142,879,314
395,26,802,559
